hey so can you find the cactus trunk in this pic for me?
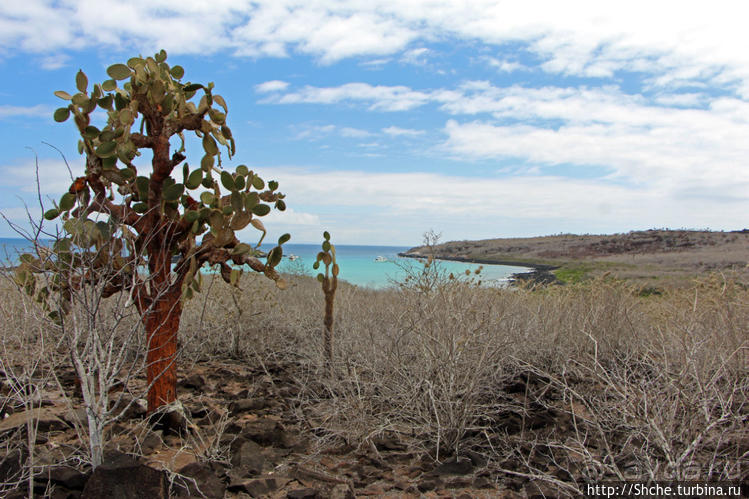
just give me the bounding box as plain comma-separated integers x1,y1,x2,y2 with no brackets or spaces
143,270,182,414
323,289,334,364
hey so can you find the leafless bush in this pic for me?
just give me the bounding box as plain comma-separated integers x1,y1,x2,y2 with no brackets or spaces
0,225,173,470
1,236,745,494
0,278,64,498
202,268,745,492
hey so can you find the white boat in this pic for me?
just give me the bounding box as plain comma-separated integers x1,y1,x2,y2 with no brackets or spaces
374,256,387,262
288,254,299,261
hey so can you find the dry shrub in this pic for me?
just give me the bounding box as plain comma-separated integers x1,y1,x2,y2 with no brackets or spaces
1,257,746,494
0,279,65,496
195,268,746,491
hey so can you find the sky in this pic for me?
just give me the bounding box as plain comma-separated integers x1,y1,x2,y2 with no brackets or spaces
0,1,747,246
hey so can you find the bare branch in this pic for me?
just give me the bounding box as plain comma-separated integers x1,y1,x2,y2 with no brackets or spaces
130,133,155,149
169,151,186,169
166,109,209,136
86,174,140,226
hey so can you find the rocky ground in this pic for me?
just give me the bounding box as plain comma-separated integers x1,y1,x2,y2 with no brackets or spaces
1,359,569,498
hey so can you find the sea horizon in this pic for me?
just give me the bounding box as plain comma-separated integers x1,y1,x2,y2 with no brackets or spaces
0,237,531,289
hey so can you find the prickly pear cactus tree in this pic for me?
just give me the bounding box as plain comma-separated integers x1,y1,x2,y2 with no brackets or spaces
313,232,338,368
37,50,289,413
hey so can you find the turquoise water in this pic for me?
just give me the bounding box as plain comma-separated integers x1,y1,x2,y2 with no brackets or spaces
267,243,530,289
0,238,531,289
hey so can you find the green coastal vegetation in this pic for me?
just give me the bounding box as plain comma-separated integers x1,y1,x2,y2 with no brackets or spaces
0,52,746,497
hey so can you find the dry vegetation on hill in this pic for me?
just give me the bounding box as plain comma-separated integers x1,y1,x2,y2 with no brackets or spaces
1,258,747,497
403,229,749,288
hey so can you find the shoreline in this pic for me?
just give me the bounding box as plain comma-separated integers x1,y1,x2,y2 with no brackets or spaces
397,251,559,286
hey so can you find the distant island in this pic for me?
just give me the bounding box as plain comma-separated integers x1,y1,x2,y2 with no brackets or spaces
400,229,749,287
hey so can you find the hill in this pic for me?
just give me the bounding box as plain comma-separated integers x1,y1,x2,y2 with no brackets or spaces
401,229,749,287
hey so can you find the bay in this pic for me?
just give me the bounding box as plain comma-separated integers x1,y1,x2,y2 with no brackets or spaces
0,238,530,289
267,243,530,289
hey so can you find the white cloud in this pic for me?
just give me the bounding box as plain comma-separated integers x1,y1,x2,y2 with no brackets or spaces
0,105,49,119
293,124,336,140
292,123,372,140
484,57,524,72
382,126,424,136
268,79,749,196
230,4,417,62
441,113,749,193
255,80,289,93
2,159,80,195
264,207,320,226
271,83,431,111
653,93,705,107
400,47,430,65
246,166,748,244
3,1,749,95
38,54,70,70
339,127,372,138
359,58,391,68
0,206,44,225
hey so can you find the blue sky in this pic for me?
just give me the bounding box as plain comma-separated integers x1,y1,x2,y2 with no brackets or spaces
0,1,747,245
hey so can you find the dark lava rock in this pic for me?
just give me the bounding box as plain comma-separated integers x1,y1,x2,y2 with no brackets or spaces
432,457,474,476
45,465,88,490
187,405,210,419
48,486,81,499
287,487,318,498
473,475,494,489
3,489,28,499
0,449,25,484
139,431,163,454
445,477,472,488
417,478,441,492
180,374,206,391
173,461,226,498
504,371,551,393
229,398,267,415
63,407,89,430
329,483,355,499
0,407,69,433
372,435,406,452
465,449,488,468
526,406,558,430
81,451,167,499
524,480,564,498
148,403,191,436
228,477,284,496
230,439,267,477
222,421,243,435
503,411,525,433
241,418,293,447
0,395,21,417
109,394,147,420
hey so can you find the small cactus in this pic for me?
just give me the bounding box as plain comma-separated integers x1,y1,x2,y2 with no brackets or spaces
313,231,338,371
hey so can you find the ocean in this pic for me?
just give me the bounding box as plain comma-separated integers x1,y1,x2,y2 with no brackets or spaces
269,244,531,288
0,238,530,289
